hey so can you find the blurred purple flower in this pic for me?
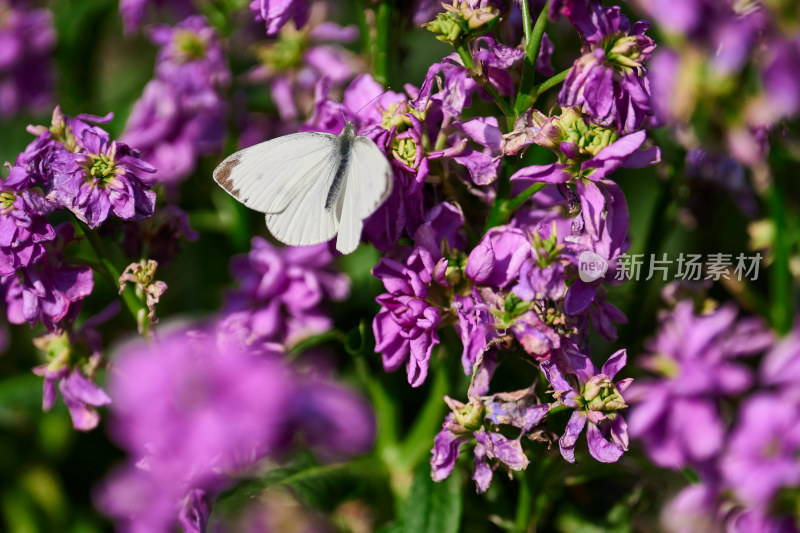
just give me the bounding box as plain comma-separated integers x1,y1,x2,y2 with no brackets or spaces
636,0,765,75
628,302,773,469
123,16,230,185
0,1,55,117
760,321,800,403
761,35,800,123
225,237,350,347
48,128,156,228
250,0,308,36
249,4,363,123
120,205,198,266
721,393,800,508
99,325,373,532
542,347,632,463
118,0,195,34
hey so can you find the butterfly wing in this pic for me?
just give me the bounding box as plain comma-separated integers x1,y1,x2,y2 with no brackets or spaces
213,132,337,215
336,136,394,254
213,132,343,246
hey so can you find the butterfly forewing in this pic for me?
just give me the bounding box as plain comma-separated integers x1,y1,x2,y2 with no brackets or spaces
213,132,337,214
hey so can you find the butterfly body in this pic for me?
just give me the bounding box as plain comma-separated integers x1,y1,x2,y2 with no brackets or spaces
213,121,392,254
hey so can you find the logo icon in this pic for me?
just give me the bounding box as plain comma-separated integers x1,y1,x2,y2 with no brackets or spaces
578,251,608,282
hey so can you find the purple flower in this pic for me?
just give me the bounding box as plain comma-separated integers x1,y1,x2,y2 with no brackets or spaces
122,16,229,185
431,390,548,493
0,179,55,276
761,36,800,123
33,365,111,431
249,4,363,123
465,226,530,288
636,0,765,74
30,310,113,431
98,324,373,532
445,116,504,186
760,322,800,403
556,2,656,132
542,347,632,463
3,224,94,331
48,128,156,228
225,238,349,347
628,302,773,469
414,34,523,119
510,107,659,237
118,0,195,34
453,288,499,376
0,2,55,117
250,0,308,36
373,248,442,387
721,393,800,508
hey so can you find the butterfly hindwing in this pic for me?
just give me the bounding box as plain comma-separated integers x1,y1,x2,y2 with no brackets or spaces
336,136,393,254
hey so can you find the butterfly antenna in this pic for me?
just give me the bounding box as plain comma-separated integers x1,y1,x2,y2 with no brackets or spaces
324,79,348,123
353,86,392,121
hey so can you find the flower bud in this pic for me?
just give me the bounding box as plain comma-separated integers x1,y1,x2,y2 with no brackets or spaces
583,374,628,412
424,1,500,44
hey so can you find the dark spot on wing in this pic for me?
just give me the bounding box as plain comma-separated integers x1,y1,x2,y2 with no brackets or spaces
215,155,241,197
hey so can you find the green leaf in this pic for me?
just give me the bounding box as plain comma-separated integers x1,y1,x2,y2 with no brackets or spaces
400,462,463,533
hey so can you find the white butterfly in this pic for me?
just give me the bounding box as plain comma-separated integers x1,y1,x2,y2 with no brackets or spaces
213,121,393,254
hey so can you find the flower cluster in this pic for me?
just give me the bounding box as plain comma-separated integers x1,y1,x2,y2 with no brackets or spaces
223,237,350,348
97,326,374,533
628,300,800,530
122,15,230,185
283,0,665,492
0,0,55,117
1,106,160,429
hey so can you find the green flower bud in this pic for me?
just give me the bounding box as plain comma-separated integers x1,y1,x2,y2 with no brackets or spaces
33,332,72,371
446,396,485,431
380,101,427,132
424,0,500,44
393,137,418,168
582,375,627,412
0,191,16,212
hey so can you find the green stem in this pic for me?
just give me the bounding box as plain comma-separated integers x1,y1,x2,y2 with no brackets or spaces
75,219,150,337
353,351,399,455
455,41,515,129
506,182,548,212
514,469,533,533
514,0,551,115
373,2,392,85
485,161,513,231
484,180,548,231
768,181,794,334
533,67,571,97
